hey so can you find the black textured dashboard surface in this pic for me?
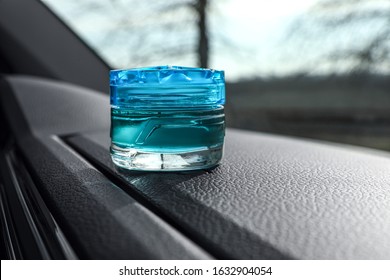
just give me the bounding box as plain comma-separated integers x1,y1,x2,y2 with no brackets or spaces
69,129,390,259
2,75,390,259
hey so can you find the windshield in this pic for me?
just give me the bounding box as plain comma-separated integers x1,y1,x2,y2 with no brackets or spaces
41,0,390,151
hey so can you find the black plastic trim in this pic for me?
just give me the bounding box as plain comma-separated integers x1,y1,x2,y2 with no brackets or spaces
0,142,77,259
0,0,109,92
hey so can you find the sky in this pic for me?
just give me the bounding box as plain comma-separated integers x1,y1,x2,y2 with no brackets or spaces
208,0,317,79
41,0,390,81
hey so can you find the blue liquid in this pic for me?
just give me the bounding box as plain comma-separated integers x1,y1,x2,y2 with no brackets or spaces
111,106,225,153
110,66,226,170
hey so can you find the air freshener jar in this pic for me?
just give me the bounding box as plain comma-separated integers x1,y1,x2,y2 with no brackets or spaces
110,66,225,171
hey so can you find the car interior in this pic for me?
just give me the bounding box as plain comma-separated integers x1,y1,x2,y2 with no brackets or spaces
1,0,390,260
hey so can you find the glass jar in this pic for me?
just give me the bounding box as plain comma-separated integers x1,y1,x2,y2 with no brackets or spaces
110,66,225,171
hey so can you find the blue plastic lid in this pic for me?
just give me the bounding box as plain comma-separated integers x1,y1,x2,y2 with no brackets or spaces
110,66,225,108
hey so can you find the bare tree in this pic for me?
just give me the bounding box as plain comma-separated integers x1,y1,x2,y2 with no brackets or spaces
195,0,209,67
55,0,211,68
311,0,390,74
283,0,390,75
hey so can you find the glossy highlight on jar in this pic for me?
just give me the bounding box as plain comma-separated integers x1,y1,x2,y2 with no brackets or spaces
110,66,225,171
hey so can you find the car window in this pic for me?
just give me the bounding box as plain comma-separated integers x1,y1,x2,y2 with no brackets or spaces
41,0,390,151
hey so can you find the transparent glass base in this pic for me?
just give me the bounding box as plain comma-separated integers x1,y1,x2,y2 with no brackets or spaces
110,144,223,171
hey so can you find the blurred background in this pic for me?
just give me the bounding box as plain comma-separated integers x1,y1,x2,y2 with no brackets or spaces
41,0,390,151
